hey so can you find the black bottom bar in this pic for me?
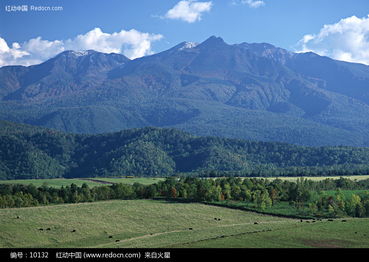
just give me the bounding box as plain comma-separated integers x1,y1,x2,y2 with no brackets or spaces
0,248,367,261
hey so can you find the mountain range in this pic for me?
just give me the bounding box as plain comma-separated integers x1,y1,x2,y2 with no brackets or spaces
1,36,369,146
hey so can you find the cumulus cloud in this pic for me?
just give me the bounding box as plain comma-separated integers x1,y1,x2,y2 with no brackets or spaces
232,0,265,8
297,15,369,65
0,28,163,67
164,0,212,23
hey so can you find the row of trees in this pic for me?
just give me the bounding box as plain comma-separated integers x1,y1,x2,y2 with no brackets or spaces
1,177,369,218
193,166,369,178
0,183,150,208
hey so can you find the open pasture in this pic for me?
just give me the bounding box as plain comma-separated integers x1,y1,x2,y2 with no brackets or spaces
0,179,101,188
259,175,369,182
0,177,163,188
1,199,368,248
92,177,165,185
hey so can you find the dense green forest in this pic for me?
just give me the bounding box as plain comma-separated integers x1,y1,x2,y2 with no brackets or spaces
2,120,369,179
1,177,369,218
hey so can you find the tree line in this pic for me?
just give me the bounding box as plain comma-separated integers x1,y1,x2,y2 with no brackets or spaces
1,177,369,218
3,120,369,179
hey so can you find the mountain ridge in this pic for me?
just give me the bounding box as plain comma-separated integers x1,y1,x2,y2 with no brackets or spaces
1,36,369,146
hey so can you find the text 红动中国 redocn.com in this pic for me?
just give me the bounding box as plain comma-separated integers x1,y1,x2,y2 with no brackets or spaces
5,5,63,13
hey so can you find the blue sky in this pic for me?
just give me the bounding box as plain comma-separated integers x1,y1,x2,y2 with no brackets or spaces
1,0,369,66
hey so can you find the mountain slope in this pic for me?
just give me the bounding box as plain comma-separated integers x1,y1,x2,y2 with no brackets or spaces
1,37,369,146
1,50,129,102
1,120,369,179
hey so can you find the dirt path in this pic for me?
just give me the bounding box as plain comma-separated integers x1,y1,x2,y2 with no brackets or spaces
80,178,115,185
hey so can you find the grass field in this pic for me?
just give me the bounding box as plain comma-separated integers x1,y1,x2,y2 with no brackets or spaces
92,177,165,185
1,199,368,248
1,175,368,189
0,179,102,188
175,217,369,248
0,177,163,188
259,175,369,182
208,201,315,218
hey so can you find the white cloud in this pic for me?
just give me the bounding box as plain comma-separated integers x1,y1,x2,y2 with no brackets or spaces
164,0,212,23
232,0,265,8
240,0,265,8
0,28,163,67
297,15,369,65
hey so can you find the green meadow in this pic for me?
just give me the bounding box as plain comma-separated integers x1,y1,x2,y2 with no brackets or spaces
93,177,165,185
0,177,163,188
1,199,368,248
259,175,369,182
1,175,369,189
0,179,101,188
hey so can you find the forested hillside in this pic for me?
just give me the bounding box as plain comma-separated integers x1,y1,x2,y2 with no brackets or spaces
2,120,369,180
